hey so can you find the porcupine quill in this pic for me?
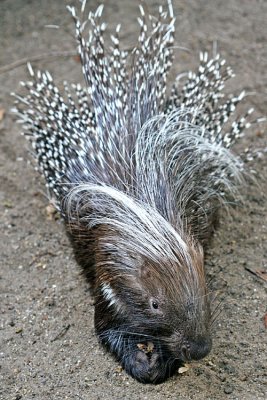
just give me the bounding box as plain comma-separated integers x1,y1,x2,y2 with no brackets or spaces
12,0,264,384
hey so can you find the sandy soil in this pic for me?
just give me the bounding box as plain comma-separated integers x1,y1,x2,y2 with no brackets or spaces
0,0,266,399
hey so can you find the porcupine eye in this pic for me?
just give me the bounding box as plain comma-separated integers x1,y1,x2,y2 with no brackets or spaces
152,301,158,309
150,298,160,312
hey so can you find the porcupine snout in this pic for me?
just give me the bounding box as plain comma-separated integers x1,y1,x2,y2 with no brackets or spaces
181,336,212,361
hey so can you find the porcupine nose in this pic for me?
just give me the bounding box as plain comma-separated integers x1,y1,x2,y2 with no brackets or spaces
182,336,212,361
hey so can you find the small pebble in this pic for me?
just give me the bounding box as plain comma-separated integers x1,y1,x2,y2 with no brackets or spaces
224,385,234,394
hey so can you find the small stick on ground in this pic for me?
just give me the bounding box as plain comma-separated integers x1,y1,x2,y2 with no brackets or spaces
29,250,58,266
244,267,267,282
0,50,77,74
51,324,71,342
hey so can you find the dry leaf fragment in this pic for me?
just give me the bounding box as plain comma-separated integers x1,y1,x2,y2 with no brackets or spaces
147,342,154,353
207,360,216,367
264,313,267,329
256,129,264,138
3,200,13,208
178,364,190,374
46,203,58,220
137,343,146,351
137,342,154,353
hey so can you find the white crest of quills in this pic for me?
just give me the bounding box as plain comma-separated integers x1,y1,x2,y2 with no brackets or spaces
12,0,264,384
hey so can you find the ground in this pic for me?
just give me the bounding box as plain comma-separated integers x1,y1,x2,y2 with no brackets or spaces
0,0,266,399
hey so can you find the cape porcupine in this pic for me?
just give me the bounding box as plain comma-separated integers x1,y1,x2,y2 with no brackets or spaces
12,0,262,384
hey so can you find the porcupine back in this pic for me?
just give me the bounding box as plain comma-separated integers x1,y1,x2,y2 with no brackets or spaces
13,1,255,243
12,1,261,383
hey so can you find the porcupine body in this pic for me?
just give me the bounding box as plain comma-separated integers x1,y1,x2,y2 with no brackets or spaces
13,1,258,384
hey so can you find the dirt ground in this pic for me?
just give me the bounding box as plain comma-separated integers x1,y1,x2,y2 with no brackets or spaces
0,0,266,399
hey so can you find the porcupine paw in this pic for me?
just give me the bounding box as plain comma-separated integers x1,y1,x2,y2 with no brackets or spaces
122,342,180,384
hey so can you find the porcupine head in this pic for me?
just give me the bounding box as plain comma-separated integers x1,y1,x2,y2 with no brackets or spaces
13,0,256,384
70,182,210,384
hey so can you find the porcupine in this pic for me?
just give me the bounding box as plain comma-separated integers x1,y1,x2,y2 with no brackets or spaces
12,0,261,384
